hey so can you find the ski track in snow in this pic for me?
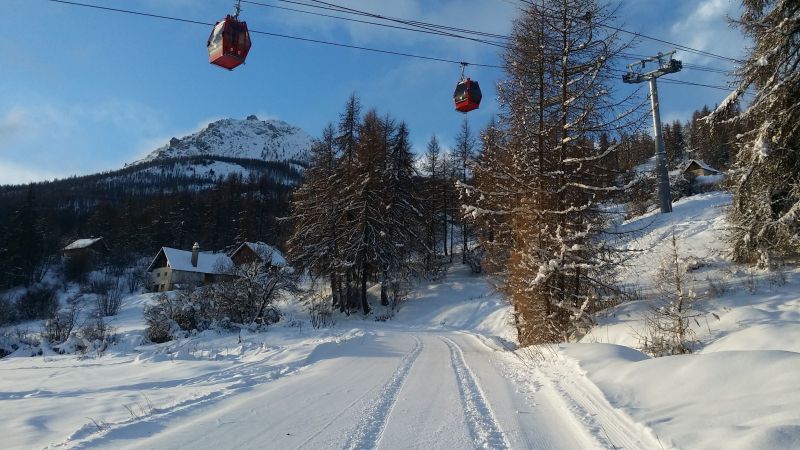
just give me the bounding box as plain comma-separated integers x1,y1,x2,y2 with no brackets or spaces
440,336,511,450
536,355,665,450
50,345,313,449
344,335,423,450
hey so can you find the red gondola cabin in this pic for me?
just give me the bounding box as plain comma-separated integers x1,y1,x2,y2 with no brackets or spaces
207,15,252,70
453,78,482,113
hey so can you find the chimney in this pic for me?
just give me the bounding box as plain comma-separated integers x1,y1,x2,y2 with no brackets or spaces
191,242,200,267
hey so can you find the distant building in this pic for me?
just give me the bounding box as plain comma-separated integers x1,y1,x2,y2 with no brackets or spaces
62,237,109,259
682,159,725,194
230,242,287,267
683,160,721,179
146,243,233,292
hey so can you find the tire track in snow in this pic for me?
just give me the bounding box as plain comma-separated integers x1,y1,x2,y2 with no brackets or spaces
441,336,511,450
344,335,423,450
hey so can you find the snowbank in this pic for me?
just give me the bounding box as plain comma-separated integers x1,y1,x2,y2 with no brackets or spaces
569,191,800,449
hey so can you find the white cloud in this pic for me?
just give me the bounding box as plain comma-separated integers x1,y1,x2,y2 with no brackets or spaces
259,0,516,60
0,159,60,185
0,98,171,182
669,0,746,66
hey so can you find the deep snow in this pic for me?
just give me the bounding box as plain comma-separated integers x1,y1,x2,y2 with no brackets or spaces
1,192,799,449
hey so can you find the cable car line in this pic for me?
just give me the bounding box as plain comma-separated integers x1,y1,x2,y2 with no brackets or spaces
505,0,743,64
43,0,734,94
239,1,498,42
251,0,735,74
284,0,512,41
43,0,503,68
260,0,510,49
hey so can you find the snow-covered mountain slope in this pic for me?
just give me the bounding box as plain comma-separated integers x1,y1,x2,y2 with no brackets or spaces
133,115,314,165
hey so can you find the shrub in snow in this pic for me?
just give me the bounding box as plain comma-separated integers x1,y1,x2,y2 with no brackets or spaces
639,231,705,356
77,315,116,353
669,173,692,201
64,253,92,283
43,306,80,345
0,294,16,326
96,279,124,317
464,248,484,274
16,286,58,321
306,293,336,329
144,261,296,342
124,268,145,294
144,292,200,343
0,328,41,357
207,260,297,327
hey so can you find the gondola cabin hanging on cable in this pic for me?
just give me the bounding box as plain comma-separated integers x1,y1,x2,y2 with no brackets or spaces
453,63,482,113
207,0,251,70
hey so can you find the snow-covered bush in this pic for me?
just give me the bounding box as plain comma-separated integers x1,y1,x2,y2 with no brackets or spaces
77,315,116,353
96,278,124,317
465,248,484,274
207,260,297,327
64,253,92,283
639,231,704,356
306,293,335,329
43,306,80,345
669,173,692,201
0,328,41,357
144,260,296,343
144,292,201,343
0,294,16,326
16,286,58,321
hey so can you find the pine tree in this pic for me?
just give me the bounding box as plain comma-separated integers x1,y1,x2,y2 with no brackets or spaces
287,124,345,309
709,0,800,265
453,118,477,264
463,0,638,345
6,185,42,287
422,134,443,268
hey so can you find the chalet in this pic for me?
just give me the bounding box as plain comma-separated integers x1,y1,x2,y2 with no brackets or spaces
683,160,721,179
146,243,233,292
63,237,109,259
230,242,287,267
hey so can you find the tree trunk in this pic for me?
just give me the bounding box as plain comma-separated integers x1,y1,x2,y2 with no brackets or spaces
380,267,389,306
345,270,353,315
330,273,340,310
360,263,370,315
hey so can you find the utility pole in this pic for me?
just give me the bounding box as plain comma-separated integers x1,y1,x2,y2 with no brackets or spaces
623,51,682,214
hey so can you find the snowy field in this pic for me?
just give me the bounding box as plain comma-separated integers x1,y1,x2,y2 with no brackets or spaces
1,192,799,449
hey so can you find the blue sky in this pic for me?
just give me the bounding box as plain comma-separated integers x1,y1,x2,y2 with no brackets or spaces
0,0,746,184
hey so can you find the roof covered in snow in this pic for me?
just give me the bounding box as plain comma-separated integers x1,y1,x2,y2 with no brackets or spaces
64,237,105,251
684,159,721,174
231,241,287,266
147,247,232,274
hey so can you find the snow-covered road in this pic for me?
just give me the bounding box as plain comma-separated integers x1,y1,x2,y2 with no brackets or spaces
58,325,661,450
71,329,576,449
2,265,666,449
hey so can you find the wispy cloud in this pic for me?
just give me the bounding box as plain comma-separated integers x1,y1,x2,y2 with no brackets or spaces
0,159,61,185
0,98,171,184
670,0,746,66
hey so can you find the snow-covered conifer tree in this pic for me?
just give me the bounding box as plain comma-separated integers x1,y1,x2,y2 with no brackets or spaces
462,0,640,345
709,0,800,265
